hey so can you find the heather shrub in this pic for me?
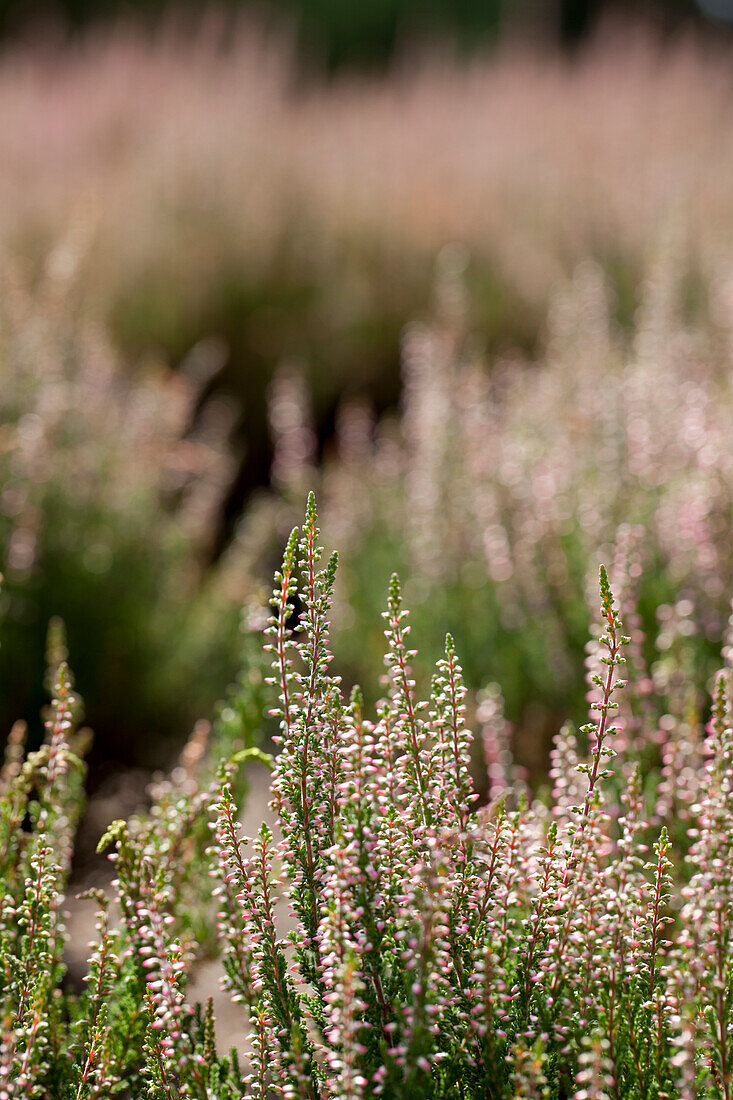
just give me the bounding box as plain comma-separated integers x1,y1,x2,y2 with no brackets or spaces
2,494,733,1097
0,268,245,764
269,252,733,764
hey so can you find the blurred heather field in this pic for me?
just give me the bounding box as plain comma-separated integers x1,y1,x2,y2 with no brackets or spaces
1,0,733,792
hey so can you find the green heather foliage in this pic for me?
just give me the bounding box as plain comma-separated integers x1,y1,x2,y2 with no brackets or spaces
1,496,733,1097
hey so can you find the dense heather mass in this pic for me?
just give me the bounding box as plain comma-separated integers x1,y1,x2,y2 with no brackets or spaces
1,498,732,1095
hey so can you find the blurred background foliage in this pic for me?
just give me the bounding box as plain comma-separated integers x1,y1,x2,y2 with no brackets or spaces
0,0,732,792
0,0,721,68
0,270,246,778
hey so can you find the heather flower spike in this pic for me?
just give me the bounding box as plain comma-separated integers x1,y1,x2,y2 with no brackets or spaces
573,566,629,827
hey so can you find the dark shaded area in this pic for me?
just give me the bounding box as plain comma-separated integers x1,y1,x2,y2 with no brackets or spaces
112,251,544,559
0,0,719,69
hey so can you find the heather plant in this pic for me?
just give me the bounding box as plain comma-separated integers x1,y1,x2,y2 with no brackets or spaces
0,266,247,763
0,611,264,1097
268,252,733,764
2,495,732,1097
